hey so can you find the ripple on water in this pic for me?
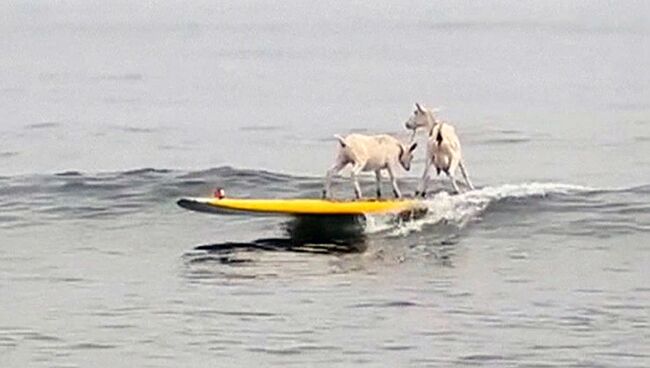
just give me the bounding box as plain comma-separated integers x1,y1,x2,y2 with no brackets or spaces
349,300,420,309
68,342,117,350
239,125,285,132
25,122,61,130
0,151,19,158
0,328,63,347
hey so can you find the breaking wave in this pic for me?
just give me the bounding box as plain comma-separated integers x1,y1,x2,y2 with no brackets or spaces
366,182,597,236
2,166,645,242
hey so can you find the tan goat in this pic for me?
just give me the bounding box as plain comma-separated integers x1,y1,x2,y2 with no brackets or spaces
323,134,417,199
404,103,474,195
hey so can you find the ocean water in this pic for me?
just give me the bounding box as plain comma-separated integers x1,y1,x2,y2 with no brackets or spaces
1,1,649,367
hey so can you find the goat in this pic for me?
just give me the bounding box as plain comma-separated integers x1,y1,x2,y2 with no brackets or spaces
322,134,417,199
404,103,474,196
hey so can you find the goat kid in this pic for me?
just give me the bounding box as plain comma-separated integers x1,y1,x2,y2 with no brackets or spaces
322,134,417,199
405,103,474,195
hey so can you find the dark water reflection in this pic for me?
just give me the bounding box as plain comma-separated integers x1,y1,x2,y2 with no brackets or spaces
187,215,368,265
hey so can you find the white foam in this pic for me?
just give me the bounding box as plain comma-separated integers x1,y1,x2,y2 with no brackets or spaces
364,182,595,237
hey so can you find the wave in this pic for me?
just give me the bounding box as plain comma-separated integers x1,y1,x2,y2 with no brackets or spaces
365,182,597,236
1,166,646,240
0,166,312,228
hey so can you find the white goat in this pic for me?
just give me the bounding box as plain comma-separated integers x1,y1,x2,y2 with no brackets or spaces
322,134,417,199
404,103,474,196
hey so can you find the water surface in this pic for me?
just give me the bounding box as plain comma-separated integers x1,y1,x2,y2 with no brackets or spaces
1,1,649,367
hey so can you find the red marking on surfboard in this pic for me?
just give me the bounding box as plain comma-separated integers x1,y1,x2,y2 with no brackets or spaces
213,188,225,199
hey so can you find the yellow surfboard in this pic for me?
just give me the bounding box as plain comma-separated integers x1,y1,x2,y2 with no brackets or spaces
177,197,423,216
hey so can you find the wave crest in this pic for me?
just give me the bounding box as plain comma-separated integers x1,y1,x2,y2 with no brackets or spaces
366,182,596,236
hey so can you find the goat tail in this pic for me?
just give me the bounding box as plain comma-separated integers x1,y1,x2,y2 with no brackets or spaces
334,134,347,147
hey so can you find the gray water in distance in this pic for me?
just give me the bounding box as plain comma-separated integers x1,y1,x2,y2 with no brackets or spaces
1,1,649,367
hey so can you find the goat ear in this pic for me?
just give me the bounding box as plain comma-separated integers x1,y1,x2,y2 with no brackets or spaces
334,134,347,148
415,103,424,113
409,142,418,152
